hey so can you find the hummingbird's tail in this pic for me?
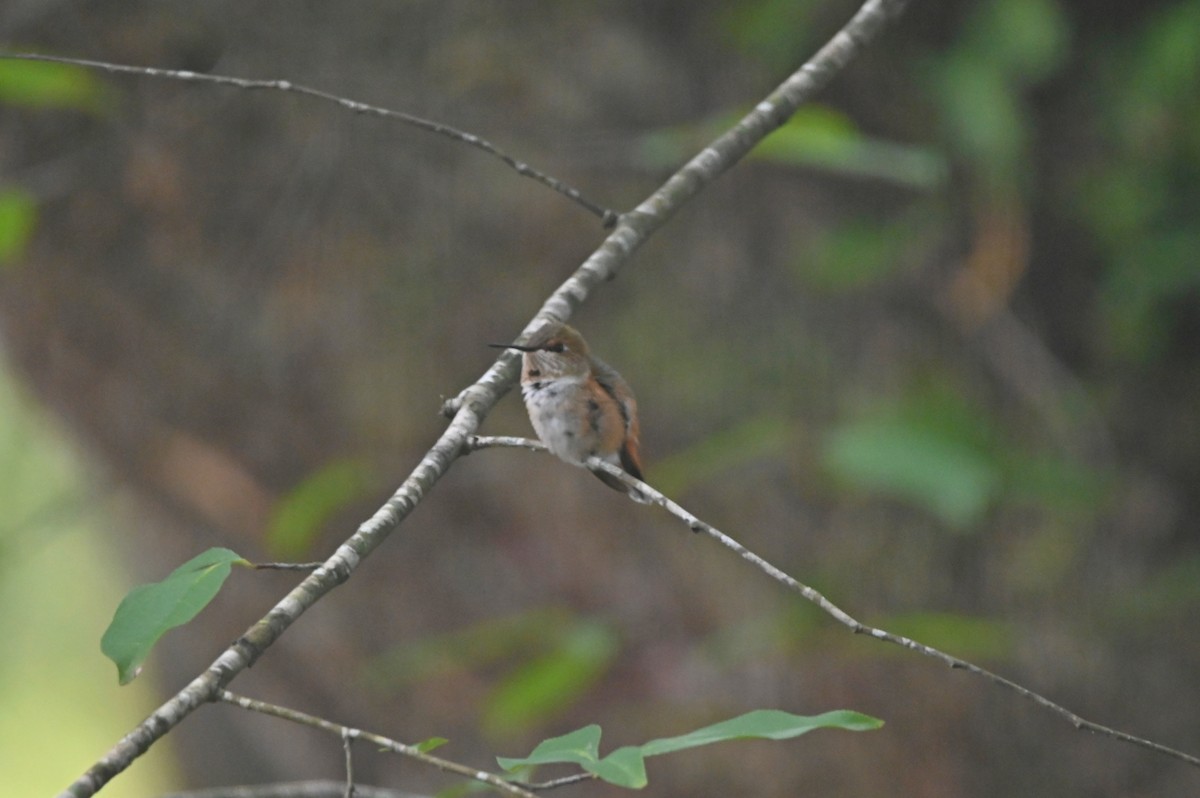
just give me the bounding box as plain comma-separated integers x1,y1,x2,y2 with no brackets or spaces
590,458,652,504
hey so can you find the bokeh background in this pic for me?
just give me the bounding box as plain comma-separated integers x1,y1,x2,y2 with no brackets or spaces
2,1,1199,796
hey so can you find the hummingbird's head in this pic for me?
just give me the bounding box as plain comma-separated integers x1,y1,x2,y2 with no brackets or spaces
489,321,590,379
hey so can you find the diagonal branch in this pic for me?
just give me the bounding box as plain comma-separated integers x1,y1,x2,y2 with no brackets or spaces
0,51,617,225
163,782,420,798
56,2,914,795
465,436,1200,769
218,692,538,798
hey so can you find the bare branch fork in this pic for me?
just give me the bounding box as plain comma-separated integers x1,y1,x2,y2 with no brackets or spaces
217,692,542,798
43,1,930,794
466,436,1200,769
0,52,618,225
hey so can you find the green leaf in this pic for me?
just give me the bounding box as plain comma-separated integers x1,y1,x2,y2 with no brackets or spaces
414,737,449,754
497,724,601,772
640,709,882,757
498,710,881,789
0,58,108,113
267,458,375,558
593,746,647,789
0,188,37,267
101,547,246,684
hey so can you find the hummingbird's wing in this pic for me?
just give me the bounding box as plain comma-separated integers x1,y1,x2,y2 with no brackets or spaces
590,356,644,481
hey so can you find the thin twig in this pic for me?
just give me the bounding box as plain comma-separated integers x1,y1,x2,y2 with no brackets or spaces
219,692,537,798
463,434,546,456
464,434,1200,769
57,3,916,795
515,773,597,791
253,562,324,572
0,51,618,226
162,782,422,798
341,729,355,798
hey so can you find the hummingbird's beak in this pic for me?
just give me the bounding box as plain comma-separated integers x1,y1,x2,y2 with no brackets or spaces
488,342,537,352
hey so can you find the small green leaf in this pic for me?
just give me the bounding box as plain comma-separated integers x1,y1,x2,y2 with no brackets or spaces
640,709,882,757
267,459,374,558
101,547,246,684
414,736,449,753
593,746,647,789
497,724,601,772
0,188,37,267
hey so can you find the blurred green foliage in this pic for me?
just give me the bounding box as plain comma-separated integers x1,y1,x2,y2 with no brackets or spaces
0,369,176,795
1082,2,1200,361
872,611,1014,661
0,188,36,266
826,413,1000,529
364,608,618,737
267,458,376,558
793,213,925,292
639,105,946,188
925,0,1070,186
483,621,617,737
823,383,1002,529
0,57,108,113
651,415,792,496
715,0,825,71
823,381,1106,530
751,107,948,188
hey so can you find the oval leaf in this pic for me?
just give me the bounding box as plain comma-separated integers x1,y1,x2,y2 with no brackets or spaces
101,547,246,684
640,709,883,757
496,724,601,772
414,736,449,754
593,746,647,789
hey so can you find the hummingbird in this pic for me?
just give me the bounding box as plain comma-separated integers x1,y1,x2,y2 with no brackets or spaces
490,321,649,502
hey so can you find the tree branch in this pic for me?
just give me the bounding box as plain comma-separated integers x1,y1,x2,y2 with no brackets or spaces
55,2,915,795
162,780,423,798
467,435,1200,769
0,51,618,225
217,692,538,798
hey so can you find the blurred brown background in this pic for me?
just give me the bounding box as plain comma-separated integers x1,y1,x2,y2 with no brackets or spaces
2,1,1199,796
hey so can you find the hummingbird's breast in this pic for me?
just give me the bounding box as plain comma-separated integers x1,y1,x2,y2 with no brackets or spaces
521,374,625,467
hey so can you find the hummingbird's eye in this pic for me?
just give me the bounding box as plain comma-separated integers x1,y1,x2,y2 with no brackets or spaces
545,341,566,353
